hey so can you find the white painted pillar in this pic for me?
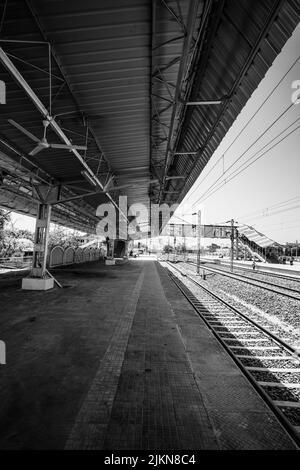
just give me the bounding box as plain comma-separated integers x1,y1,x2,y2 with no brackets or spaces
22,184,60,290
32,203,51,276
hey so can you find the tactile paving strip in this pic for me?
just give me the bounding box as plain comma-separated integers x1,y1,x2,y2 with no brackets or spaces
64,268,145,450
103,262,219,450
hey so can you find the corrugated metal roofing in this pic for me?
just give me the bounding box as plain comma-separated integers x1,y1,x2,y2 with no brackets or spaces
0,0,152,231
161,0,300,206
0,0,299,233
238,224,278,248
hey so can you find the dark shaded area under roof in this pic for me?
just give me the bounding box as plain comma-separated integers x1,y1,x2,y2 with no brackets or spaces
0,0,299,232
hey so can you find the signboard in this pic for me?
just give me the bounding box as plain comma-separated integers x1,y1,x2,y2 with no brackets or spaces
161,224,231,239
203,225,232,239
161,224,196,237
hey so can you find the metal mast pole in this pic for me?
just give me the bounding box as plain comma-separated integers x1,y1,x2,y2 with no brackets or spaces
235,228,239,260
230,218,234,273
197,210,201,275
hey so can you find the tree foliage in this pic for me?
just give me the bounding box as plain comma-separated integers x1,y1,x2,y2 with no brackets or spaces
0,210,35,257
0,208,10,232
0,211,84,257
48,227,82,249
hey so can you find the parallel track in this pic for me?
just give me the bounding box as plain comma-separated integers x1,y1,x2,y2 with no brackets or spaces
204,261,300,283
163,261,300,448
186,261,300,301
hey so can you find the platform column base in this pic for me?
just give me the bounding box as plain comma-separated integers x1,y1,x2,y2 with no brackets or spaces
22,277,54,290
105,258,116,265
196,269,206,279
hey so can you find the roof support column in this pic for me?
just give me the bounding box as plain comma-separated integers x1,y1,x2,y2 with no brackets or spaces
22,185,59,290
22,202,53,290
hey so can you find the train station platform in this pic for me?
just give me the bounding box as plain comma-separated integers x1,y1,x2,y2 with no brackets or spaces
0,259,297,450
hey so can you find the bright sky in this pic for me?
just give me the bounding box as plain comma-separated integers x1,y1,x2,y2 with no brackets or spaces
8,215,80,234
9,23,300,244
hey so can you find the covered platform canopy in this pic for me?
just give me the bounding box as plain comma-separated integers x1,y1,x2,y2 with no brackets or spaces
0,0,299,233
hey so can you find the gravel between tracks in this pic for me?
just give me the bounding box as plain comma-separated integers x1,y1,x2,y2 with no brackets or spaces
263,386,300,402
181,261,300,350
163,261,300,430
250,370,300,383
239,358,300,368
280,408,300,426
163,261,300,429
204,262,300,291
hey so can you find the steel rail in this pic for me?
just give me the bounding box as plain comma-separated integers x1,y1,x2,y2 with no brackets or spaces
204,261,300,284
186,262,300,300
167,261,299,356
202,263,300,291
163,261,300,448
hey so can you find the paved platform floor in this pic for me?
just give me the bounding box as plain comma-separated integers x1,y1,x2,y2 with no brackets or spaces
0,260,297,449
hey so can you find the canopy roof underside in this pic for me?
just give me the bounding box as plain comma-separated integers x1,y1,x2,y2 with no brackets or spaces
0,0,299,233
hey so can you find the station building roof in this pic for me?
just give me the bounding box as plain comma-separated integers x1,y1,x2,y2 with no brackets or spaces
0,0,299,232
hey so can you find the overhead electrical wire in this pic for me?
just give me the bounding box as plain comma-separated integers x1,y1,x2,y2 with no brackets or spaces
239,204,300,225
191,102,297,207
233,195,300,221
268,223,300,232
170,214,193,225
198,124,300,206
185,55,300,203
215,196,300,227
197,119,300,204
238,203,300,223
191,118,300,206
253,219,300,230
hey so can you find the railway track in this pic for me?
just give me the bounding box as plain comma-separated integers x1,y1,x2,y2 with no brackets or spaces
204,261,300,284
162,260,300,448
185,261,300,301
160,254,300,283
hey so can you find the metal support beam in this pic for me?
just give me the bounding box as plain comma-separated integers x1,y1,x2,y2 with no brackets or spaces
153,35,184,50
52,190,103,205
186,100,223,105
158,0,200,203
155,103,173,116
151,93,173,104
0,47,101,187
175,0,286,204
0,46,128,227
153,75,176,89
160,0,186,34
173,151,198,155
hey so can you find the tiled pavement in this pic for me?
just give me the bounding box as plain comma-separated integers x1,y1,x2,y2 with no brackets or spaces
65,268,145,449
0,259,297,449
63,261,296,450
103,262,218,450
